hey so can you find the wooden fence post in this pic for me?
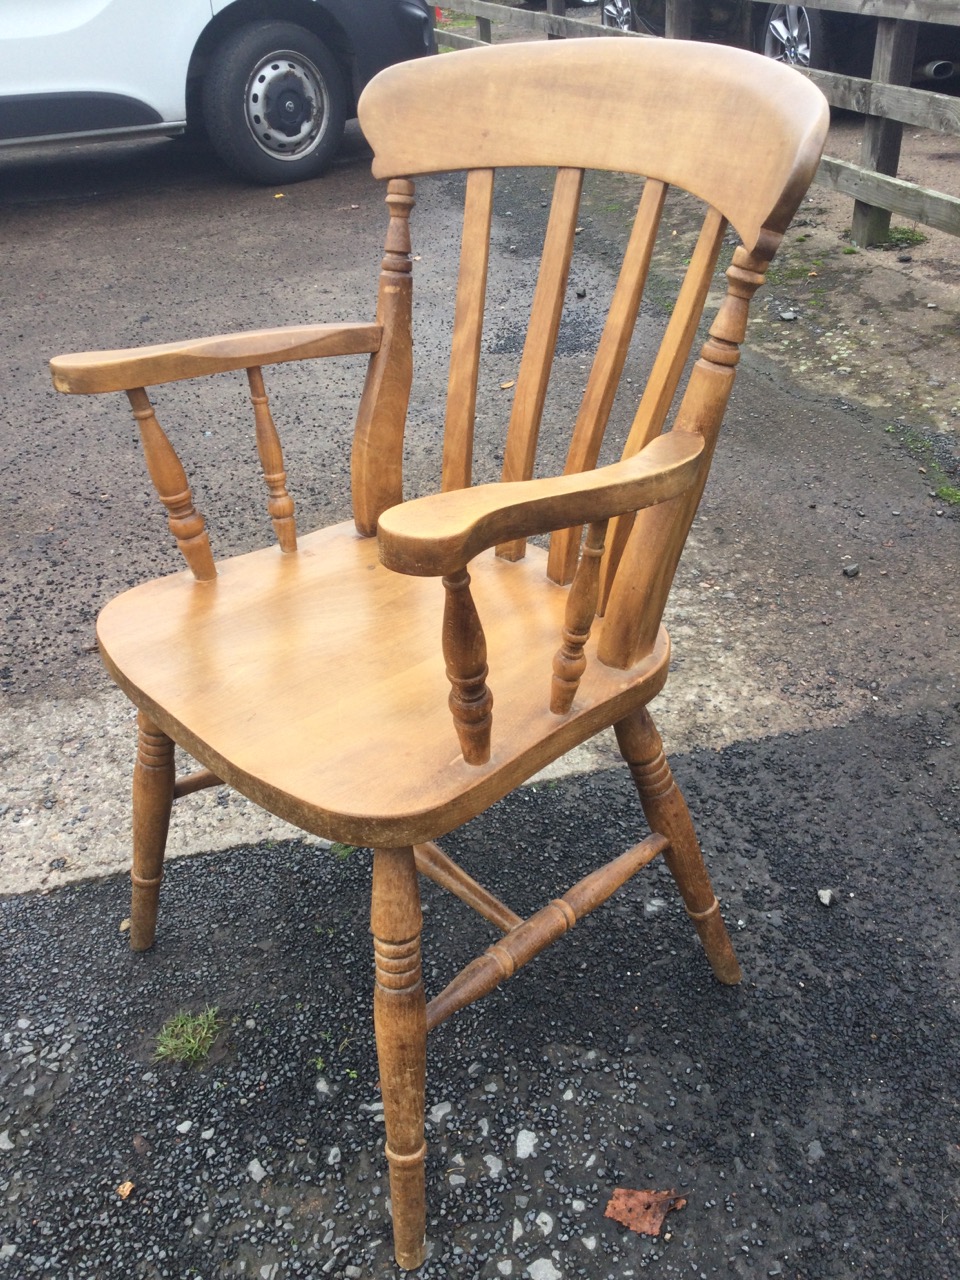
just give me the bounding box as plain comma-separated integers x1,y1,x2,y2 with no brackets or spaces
665,0,692,40
726,0,753,49
851,17,920,246
546,0,566,39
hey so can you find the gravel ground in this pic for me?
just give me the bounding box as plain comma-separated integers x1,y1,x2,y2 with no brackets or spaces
2,702,958,1279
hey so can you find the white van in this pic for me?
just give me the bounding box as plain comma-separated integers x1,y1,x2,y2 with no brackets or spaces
0,0,435,182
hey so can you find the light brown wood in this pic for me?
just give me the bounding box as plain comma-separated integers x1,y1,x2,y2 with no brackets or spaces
615,707,740,984
547,177,667,585
130,711,174,951
172,768,222,799
497,166,584,561
359,40,829,253
441,567,493,765
52,38,829,1271
248,367,297,552
50,322,381,394
596,206,727,612
598,245,769,669
96,527,672,846
442,168,494,492
426,831,669,1031
126,388,217,581
414,841,522,933
622,207,729,458
378,431,704,577
551,519,607,715
352,179,415,536
371,847,427,1270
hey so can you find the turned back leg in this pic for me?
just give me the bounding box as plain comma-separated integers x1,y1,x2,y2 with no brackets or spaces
131,710,175,951
615,706,741,984
371,846,428,1270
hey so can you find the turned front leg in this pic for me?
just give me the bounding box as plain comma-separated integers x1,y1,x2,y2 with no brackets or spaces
371,847,428,1270
131,710,175,951
615,707,741,984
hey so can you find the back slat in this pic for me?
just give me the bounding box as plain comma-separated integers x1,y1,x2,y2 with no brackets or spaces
546,177,668,586
622,206,728,458
597,206,728,612
497,166,583,561
442,168,495,492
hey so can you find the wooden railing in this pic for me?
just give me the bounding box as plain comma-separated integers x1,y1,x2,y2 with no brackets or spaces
434,0,619,47
434,0,960,244
789,1,960,243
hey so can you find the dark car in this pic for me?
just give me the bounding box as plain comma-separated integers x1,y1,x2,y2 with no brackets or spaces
0,0,436,184
601,2,960,83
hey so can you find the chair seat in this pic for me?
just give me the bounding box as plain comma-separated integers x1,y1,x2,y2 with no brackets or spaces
97,521,671,847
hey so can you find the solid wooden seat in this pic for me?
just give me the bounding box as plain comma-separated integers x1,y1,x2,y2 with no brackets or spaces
51,37,828,1271
97,523,676,845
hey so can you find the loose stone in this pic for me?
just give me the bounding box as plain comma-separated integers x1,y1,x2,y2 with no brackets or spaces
528,1260,562,1280
516,1129,538,1159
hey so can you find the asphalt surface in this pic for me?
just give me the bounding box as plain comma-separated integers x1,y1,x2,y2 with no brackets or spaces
1,120,959,1279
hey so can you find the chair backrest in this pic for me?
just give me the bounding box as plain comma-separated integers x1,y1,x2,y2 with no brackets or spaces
354,39,828,669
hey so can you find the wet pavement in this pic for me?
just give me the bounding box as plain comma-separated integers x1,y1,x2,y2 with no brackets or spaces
2,705,958,1278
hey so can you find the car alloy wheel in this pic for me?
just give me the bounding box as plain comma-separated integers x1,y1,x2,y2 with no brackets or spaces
601,0,635,32
763,4,817,67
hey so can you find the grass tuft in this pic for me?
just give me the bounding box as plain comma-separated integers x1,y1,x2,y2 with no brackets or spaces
884,225,927,250
154,1007,221,1066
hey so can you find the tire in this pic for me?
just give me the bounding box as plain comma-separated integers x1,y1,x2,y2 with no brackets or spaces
759,4,828,70
600,0,636,32
203,21,347,185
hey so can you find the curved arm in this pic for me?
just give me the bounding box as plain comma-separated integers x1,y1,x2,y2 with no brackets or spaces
377,430,705,577
50,321,382,394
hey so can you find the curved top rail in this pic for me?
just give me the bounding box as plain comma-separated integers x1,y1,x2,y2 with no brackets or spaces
358,39,829,255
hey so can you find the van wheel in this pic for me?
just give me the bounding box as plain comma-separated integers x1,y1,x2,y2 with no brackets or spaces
203,21,347,184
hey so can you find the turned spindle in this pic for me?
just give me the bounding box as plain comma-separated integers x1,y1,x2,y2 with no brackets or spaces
551,519,607,714
441,567,493,765
126,387,216,580
247,366,296,551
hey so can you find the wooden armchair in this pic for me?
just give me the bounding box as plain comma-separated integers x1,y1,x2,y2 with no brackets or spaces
50,40,827,1271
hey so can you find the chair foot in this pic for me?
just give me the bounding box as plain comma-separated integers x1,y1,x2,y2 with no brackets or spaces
371,847,428,1269
615,706,741,985
130,710,174,951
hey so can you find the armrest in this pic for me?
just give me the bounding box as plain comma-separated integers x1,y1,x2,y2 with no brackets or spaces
378,430,705,576
50,321,383,394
